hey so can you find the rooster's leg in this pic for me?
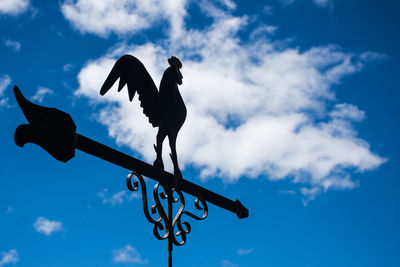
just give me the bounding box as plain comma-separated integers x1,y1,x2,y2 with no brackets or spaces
154,127,167,170
168,131,182,179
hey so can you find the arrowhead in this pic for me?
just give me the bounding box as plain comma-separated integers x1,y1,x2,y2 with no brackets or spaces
235,199,249,219
14,86,77,162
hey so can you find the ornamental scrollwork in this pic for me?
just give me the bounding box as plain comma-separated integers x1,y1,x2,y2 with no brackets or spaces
126,171,208,246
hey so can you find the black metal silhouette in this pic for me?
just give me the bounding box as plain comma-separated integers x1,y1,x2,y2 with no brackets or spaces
14,86,76,162
100,55,186,178
126,171,208,265
13,86,248,267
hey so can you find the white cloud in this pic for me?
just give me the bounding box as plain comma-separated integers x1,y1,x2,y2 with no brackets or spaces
250,24,277,40
31,87,54,103
98,188,140,205
0,98,8,107
222,260,239,267
60,0,188,39
218,0,236,10
112,244,148,264
33,217,63,236
0,0,29,15
237,248,253,255
3,39,21,52
73,1,385,201
0,75,11,96
330,103,365,122
0,249,19,266
63,63,73,72
0,74,11,107
301,186,322,204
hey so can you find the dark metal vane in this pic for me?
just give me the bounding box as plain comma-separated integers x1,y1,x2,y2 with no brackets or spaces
13,83,248,266
126,171,208,245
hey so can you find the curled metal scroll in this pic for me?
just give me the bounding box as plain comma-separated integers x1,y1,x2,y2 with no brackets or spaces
126,171,208,246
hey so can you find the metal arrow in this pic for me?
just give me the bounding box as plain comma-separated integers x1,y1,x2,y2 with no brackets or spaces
13,86,249,219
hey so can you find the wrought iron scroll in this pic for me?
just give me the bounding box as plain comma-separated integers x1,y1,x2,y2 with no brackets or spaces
126,171,208,246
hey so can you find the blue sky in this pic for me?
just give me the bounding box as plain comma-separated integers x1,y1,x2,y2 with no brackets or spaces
1,0,399,266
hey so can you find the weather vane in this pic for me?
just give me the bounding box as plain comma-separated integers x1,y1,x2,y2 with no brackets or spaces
13,54,248,267
100,55,186,178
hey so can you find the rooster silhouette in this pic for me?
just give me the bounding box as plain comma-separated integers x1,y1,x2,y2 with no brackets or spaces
100,55,186,178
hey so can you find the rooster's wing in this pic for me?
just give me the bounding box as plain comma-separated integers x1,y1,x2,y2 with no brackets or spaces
100,54,160,127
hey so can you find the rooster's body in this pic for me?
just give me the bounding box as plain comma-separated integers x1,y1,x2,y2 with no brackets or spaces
100,55,186,178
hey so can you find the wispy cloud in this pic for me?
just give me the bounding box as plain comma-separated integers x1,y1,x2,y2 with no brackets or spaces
3,39,21,52
72,1,385,201
112,244,148,264
278,190,296,195
277,0,332,8
250,24,277,40
0,98,9,107
33,217,63,236
0,75,11,96
0,74,11,107
301,187,322,205
277,0,295,7
4,206,13,215
312,0,332,8
360,51,388,62
31,87,54,103
63,63,73,72
222,259,240,267
218,0,237,10
263,5,274,15
237,248,253,255
0,249,19,266
0,0,30,15
98,188,140,206
329,103,365,122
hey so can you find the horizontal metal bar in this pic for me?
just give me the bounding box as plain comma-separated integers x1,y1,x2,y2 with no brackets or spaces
76,134,173,185
75,134,248,218
13,86,248,219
